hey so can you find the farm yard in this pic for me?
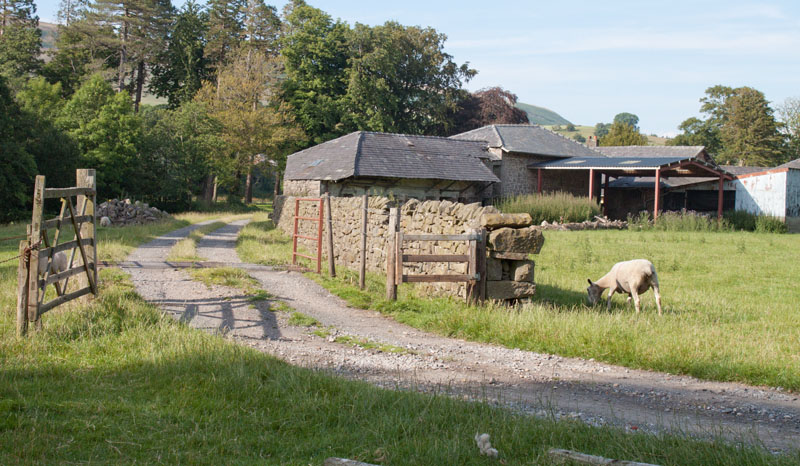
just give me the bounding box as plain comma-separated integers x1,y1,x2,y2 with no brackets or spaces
2,206,800,465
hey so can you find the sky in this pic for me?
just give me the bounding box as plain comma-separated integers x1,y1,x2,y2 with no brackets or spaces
35,0,800,136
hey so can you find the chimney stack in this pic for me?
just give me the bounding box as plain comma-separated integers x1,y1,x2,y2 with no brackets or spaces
587,135,598,148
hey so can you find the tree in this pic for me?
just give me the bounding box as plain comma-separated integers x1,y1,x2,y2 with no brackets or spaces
672,85,785,166
205,0,245,73
196,49,304,203
149,1,211,108
57,0,88,26
16,77,80,188
241,0,280,55
572,134,586,143
280,0,349,145
599,121,648,146
777,97,800,162
0,75,37,221
718,87,784,166
42,18,116,97
667,116,721,154
594,122,610,138
58,74,144,198
613,112,639,130
450,86,528,134
345,21,476,135
0,0,41,83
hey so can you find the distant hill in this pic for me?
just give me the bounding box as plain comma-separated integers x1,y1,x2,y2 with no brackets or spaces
543,124,668,146
39,21,58,50
515,102,571,126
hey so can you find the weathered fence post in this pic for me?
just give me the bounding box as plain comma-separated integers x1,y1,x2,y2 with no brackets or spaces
386,207,398,300
478,228,487,302
16,240,30,336
75,169,97,294
27,176,44,329
466,232,478,303
359,193,368,290
324,193,336,277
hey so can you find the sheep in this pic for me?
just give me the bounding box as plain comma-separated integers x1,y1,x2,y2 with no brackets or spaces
100,216,112,227
587,259,662,315
38,251,68,278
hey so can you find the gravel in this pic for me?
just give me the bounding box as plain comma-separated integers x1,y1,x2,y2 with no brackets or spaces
125,221,800,453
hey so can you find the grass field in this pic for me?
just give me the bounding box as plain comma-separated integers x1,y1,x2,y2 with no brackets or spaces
3,214,797,464
239,219,800,392
542,125,668,146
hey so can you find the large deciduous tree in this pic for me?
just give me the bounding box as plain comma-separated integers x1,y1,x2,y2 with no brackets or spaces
0,75,37,221
671,85,785,166
778,97,800,162
196,49,304,203
345,21,476,135
599,121,648,146
450,86,528,134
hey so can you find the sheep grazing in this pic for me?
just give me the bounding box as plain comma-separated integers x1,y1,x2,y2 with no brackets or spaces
100,216,112,227
587,259,662,315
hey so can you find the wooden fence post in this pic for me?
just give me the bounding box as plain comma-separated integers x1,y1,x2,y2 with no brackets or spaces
386,207,398,300
27,176,44,328
76,169,97,294
16,240,29,336
478,228,487,302
324,193,336,277
466,233,478,303
359,193,368,290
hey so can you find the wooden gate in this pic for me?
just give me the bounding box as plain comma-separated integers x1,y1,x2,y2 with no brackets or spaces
386,213,486,303
16,169,97,336
291,197,324,273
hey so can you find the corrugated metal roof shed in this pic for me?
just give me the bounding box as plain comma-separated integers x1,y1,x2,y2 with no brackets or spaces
285,131,499,183
596,146,706,159
529,156,692,170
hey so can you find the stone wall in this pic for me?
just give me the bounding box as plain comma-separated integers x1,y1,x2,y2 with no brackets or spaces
284,179,322,197
272,196,545,300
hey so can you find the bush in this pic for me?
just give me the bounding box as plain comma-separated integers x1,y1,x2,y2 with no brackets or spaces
566,123,576,131
755,215,788,233
723,210,787,233
496,192,600,224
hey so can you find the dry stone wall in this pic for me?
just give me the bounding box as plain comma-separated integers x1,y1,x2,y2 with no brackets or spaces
272,196,545,300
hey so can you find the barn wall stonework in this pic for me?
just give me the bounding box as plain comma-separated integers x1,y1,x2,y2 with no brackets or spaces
272,196,539,298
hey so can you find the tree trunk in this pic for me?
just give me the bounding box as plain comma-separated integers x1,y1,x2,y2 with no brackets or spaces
245,165,254,204
117,8,129,93
202,174,215,203
212,177,218,202
274,170,281,198
134,60,145,112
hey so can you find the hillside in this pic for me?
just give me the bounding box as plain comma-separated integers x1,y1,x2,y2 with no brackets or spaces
515,102,571,126
39,21,58,50
544,124,668,146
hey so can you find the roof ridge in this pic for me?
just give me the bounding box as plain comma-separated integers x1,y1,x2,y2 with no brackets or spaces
363,130,485,143
353,131,365,177
492,125,506,149
540,125,607,157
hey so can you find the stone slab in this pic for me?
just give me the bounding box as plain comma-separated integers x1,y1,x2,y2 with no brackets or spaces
487,227,544,254
511,260,535,282
480,213,533,229
486,280,537,300
487,258,503,281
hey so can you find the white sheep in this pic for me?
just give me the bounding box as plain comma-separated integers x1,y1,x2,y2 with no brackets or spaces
39,251,68,277
587,259,662,315
100,216,112,227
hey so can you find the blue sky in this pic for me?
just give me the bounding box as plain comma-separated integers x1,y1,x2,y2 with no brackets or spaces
35,0,800,136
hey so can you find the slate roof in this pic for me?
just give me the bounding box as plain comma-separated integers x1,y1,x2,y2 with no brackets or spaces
721,165,771,176
284,131,499,183
450,124,602,158
596,146,706,159
529,156,693,170
778,158,800,170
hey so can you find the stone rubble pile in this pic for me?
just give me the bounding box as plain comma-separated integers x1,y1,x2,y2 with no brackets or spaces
97,199,170,226
480,213,544,301
539,217,626,231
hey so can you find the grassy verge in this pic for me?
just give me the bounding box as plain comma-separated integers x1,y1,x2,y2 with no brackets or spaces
167,221,228,261
2,269,795,464
237,220,800,392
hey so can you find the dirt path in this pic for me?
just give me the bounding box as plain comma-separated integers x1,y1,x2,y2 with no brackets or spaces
125,220,800,453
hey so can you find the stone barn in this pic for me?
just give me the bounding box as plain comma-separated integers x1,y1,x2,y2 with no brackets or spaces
283,131,499,202
450,124,602,199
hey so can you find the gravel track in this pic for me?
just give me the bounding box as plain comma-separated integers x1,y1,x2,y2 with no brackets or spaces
125,220,800,453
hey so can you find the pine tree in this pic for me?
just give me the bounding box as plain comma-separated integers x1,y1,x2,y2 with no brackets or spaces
0,0,41,81
205,0,245,73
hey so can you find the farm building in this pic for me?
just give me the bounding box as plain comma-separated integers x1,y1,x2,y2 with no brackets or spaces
728,159,800,231
282,131,499,202
450,124,601,198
